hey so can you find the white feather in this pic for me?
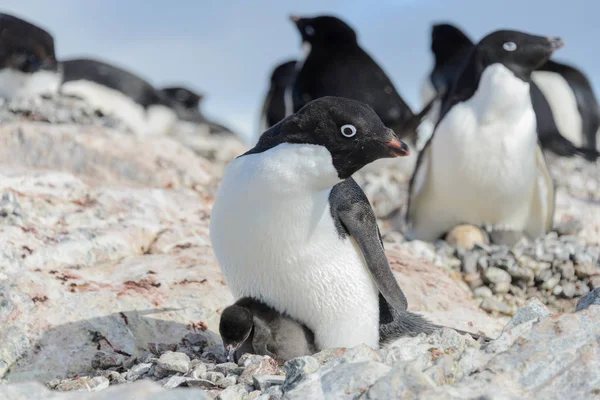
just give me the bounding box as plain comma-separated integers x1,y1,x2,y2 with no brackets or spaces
0,68,61,100
409,64,546,241
531,70,583,147
210,143,381,350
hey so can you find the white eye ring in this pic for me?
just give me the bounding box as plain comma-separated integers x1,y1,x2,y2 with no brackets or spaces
305,25,315,36
503,42,517,51
341,124,357,137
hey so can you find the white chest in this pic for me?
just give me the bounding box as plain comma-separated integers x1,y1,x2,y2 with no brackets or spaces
430,64,538,227
210,143,381,349
0,68,61,100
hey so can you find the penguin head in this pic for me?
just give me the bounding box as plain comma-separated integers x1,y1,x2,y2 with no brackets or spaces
0,13,58,73
219,305,254,362
160,87,203,111
475,30,564,81
289,15,357,48
253,96,409,180
431,23,474,66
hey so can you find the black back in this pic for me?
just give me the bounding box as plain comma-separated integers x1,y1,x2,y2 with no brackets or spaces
291,16,416,138
537,60,600,152
262,60,297,128
0,13,57,72
429,23,474,95
61,58,167,108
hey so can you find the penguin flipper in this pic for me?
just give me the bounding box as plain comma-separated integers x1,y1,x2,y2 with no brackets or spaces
526,145,556,238
330,179,408,312
406,139,434,238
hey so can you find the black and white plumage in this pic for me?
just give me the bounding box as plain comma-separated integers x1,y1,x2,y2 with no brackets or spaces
0,13,61,100
421,23,599,160
210,96,432,350
60,58,177,136
289,15,430,146
408,30,560,245
219,297,317,363
159,86,234,135
258,60,297,134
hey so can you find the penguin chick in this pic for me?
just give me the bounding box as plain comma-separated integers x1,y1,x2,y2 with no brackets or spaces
219,297,316,363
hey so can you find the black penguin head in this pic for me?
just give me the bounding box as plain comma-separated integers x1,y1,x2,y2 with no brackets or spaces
160,87,204,110
219,305,254,362
474,30,564,81
289,15,357,48
431,23,474,66
0,13,57,73
270,60,297,87
247,96,409,180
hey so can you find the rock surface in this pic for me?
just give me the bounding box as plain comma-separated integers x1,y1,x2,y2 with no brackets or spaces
0,95,598,399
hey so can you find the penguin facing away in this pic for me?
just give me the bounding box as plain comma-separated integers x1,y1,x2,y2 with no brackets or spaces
289,15,431,147
160,86,234,135
258,60,297,135
407,30,560,245
219,297,317,363
422,23,599,160
0,13,61,100
60,58,177,136
210,96,426,350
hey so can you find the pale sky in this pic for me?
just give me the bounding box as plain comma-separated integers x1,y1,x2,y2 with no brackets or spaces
3,0,599,142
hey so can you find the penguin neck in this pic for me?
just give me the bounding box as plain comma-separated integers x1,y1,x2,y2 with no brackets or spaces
472,63,532,121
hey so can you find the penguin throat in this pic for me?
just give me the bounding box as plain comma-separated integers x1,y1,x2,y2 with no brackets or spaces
473,64,531,120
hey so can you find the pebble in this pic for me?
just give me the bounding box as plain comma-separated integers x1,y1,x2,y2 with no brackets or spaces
575,287,600,311
216,375,238,388
480,297,513,315
163,375,189,389
90,351,126,370
157,351,191,374
473,286,493,298
125,363,153,382
253,375,285,391
53,376,110,392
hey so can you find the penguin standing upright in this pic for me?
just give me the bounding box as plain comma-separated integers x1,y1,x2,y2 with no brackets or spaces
421,23,599,160
258,60,297,134
408,30,561,245
289,15,432,149
160,86,234,135
0,13,61,100
210,96,435,350
60,58,177,136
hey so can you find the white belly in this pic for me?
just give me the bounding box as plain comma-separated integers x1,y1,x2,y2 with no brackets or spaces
210,143,380,349
411,64,539,240
531,70,582,147
0,68,61,100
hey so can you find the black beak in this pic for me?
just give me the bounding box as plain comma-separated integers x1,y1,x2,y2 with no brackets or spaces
548,37,565,52
385,134,410,157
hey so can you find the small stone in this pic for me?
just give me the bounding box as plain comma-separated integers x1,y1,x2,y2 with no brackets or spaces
126,363,153,382
216,375,238,388
182,332,210,348
213,362,238,375
446,224,487,250
253,374,285,391
461,252,479,274
91,351,126,370
542,274,561,291
186,379,217,389
575,287,600,311
575,282,591,297
157,351,191,374
483,267,512,288
239,356,279,385
217,383,250,400
562,282,577,298
558,261,575,280
190,363,208,379
137,352,157,364
205,371,225,383
101,370,126,385
502,298,551,332
480,297,513,315
163,375,189,389
473,286,493,298
553,284,564,296
282,356,320,392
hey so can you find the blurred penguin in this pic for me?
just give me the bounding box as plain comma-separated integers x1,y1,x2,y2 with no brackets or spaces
60,58,177,136
0,13,61,100
258,60,297,135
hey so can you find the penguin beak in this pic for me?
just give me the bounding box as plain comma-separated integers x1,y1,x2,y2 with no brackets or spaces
225,344,238,363
385,136,410,157
547,37,565,52
289,15,302,25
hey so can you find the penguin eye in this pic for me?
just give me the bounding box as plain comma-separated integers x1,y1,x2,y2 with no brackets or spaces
340,124,357,138
503,42,517,51
305,25,315,36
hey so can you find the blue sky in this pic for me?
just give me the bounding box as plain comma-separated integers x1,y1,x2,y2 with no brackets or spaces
3,0,599,142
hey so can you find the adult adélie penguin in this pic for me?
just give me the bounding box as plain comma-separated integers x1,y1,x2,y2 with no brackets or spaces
407,30,561,246
210,96,435,350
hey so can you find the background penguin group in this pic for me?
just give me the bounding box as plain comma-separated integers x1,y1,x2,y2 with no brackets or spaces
3,9,598,362
0,12,235,138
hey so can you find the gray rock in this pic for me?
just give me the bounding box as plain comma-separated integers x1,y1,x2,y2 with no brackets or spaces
480,297,512,315
217,383,251,400
186,379,217,389
282,356,320,392
216,375,238,388
163,375,189,389
189,363,208,379
239,356,279,385
502,298,551,333
101,370,126,385
575,287,600,311
253,374,285,391
126,362,153,382
473,286,493,298
461,252,479,274
362,364,436,399
542,274,561,291
157,352,191,374
53,376,110,392
282,361,390,400
213,362,239,375
91,351,127,370
205,371,226,383
483,267,512,293
562,282,577,298
244,391,262,400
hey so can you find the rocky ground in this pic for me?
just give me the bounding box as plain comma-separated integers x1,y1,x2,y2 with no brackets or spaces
0,96,598,399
